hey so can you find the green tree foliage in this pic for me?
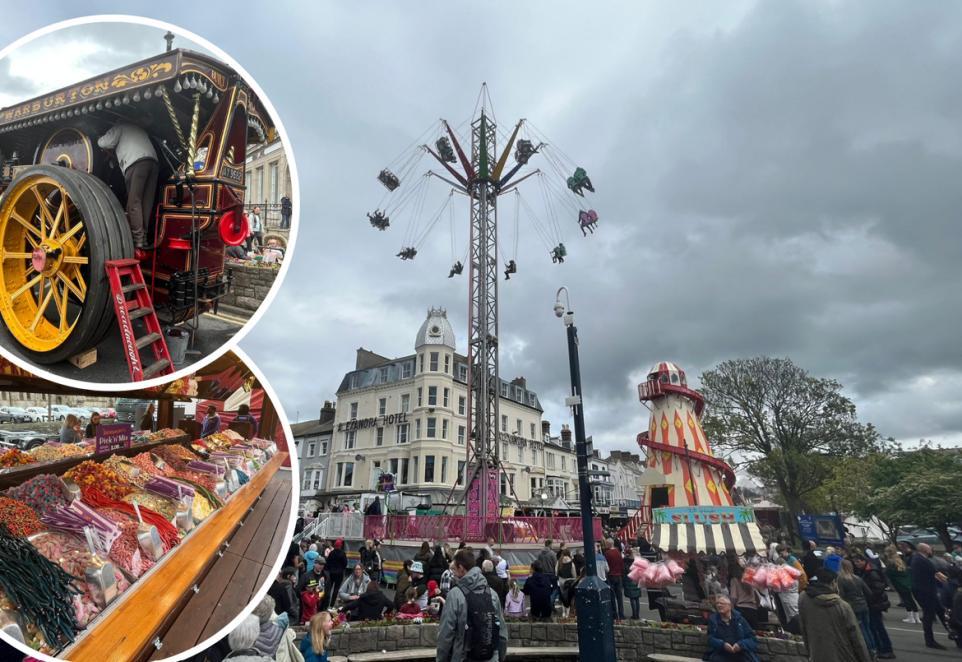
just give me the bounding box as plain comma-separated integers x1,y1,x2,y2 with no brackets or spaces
700,357,882,520
864,448,962,549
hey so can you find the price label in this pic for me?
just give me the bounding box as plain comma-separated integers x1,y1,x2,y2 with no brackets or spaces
95,424,133,454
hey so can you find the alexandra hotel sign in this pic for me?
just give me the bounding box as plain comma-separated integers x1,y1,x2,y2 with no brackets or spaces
336,413,409,432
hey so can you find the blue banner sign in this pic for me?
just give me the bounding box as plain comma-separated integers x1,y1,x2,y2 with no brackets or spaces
653,506,756,525
797,514,846,547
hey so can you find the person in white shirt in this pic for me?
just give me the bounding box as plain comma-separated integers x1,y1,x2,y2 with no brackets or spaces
97,123,158,248
247,205,264,252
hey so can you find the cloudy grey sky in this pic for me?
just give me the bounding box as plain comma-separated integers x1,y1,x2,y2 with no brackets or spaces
1,2,960,454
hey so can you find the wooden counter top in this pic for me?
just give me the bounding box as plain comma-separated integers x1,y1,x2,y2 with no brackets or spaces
66,451,289,662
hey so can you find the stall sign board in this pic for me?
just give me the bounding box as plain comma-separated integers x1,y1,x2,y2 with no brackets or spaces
96,424,133,454
653,506,757,525
797,514,846,547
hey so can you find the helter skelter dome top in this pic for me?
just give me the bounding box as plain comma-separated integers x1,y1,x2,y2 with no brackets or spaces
646,361,688,387
415,307,456,349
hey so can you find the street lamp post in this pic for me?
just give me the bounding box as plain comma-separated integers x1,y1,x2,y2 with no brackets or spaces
554,287,616,661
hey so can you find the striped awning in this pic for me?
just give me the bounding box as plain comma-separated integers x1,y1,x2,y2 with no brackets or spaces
651,521,765,555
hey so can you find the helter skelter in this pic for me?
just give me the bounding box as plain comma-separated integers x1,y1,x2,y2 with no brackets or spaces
370,85,600,530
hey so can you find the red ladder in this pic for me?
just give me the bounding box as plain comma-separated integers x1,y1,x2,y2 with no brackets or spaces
105,259,174,381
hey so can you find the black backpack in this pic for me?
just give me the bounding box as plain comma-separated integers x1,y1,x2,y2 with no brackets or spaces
458,585,500,661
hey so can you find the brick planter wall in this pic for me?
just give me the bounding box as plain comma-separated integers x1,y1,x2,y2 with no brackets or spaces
320,621,808,661
221,262,280,313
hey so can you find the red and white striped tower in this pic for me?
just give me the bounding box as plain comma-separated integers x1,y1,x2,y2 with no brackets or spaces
636,362,735,508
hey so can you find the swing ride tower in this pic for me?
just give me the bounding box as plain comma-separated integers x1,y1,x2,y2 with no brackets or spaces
373,86,598,528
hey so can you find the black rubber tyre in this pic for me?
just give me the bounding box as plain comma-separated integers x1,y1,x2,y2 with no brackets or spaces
0,165,133,365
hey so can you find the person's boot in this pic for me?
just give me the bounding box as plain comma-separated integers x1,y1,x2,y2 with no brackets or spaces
901,611,915,623
926,641,947,650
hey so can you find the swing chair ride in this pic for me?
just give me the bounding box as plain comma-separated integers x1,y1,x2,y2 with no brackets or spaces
368,85,601,527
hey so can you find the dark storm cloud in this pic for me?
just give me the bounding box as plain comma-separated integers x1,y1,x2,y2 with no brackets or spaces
1,1,959,449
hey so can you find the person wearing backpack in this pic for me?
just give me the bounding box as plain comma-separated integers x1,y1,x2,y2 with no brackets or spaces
437,548,508,662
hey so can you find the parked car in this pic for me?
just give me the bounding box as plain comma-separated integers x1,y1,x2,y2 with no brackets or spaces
0,407,33,423
115,399,155,424
897,526,962,548
47,405,73,421
67,407,93,422
0,430,48,451
24,407,50,422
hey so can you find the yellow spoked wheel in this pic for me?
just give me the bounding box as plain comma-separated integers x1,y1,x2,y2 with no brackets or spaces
0,165,133,364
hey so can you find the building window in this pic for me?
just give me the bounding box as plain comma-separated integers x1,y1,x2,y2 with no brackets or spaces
400,394,410,414
443,388,449,408
419,354,424,373
350,402,358,420
458,425,465,445
313,470,322,490
530,423,536,440
426,417,437,438
307,441,316,457
350,373,360,389
425,455,435,482
502,442,509,458
345,430,356,450
517,446,523,462
320,439,328,455
442,419,449,439
302,473,312,490
428,387,437,406
337,462,354,487
401,458,409,484
531,448,537,465
390,458,399,477
430,352,439,371
379,367,389,383
413,457,419,483
500,383,509,397
501,473,509,496
376,428,384,446
396,424,408,444
269,161,279,203
402,362,413,379
515,386,524,401
457,460,465,485
444,355,450,373
458,396,466,416
547,453,555,470
378,398,386,416
561,456,567,471
441,456,448,483
458,364,467,381
417,388,423,407
516,418,522,434
501,415,507,432
415,419,422,439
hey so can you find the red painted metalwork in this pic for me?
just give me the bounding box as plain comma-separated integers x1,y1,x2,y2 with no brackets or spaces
638,378,705,417
443,120,475,181
105,258,174,381
363,515,602,544
637,432,736,489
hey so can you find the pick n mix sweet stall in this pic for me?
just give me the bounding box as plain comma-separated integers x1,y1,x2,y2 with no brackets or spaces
0,355,292,661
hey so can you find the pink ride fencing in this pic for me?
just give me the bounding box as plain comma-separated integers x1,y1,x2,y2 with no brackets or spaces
363,515,602,544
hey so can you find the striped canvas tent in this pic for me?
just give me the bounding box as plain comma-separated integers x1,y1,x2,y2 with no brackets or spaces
651,521,765,555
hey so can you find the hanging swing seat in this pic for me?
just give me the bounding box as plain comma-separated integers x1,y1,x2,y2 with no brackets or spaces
397,247,417,260
435,137,457,163
515,139,538,165
566,167,594,196
578,209,599,235
378,168,401,191
367,210,390,230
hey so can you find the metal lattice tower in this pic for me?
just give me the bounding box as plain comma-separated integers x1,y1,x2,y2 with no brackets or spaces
465,111,501,525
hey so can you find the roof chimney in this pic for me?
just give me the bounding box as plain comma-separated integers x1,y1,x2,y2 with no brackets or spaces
319,401,336,424
511,376,527,389
560,424,572,442
541,421,551,437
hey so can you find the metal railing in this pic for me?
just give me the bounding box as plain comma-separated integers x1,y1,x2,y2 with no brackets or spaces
363,514,602,544
243,202,292,230
295,512,365,542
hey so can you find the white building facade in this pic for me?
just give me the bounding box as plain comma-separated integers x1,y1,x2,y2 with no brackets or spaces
325,308,578,507
606,450,646,518
292,401,336,515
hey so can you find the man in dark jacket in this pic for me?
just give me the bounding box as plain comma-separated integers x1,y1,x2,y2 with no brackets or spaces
801,540,821,579
853,555,894,658
522,561,557,621
267,567,299,624
340,581,394,621
437,548,507,662
705,595,759,661
325,538,348,609
482,559,508,606
911,543,948,649
798,567,872,662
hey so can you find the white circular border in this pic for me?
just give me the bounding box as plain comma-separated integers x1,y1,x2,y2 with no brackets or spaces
0,14,301,393
0,344,301,662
